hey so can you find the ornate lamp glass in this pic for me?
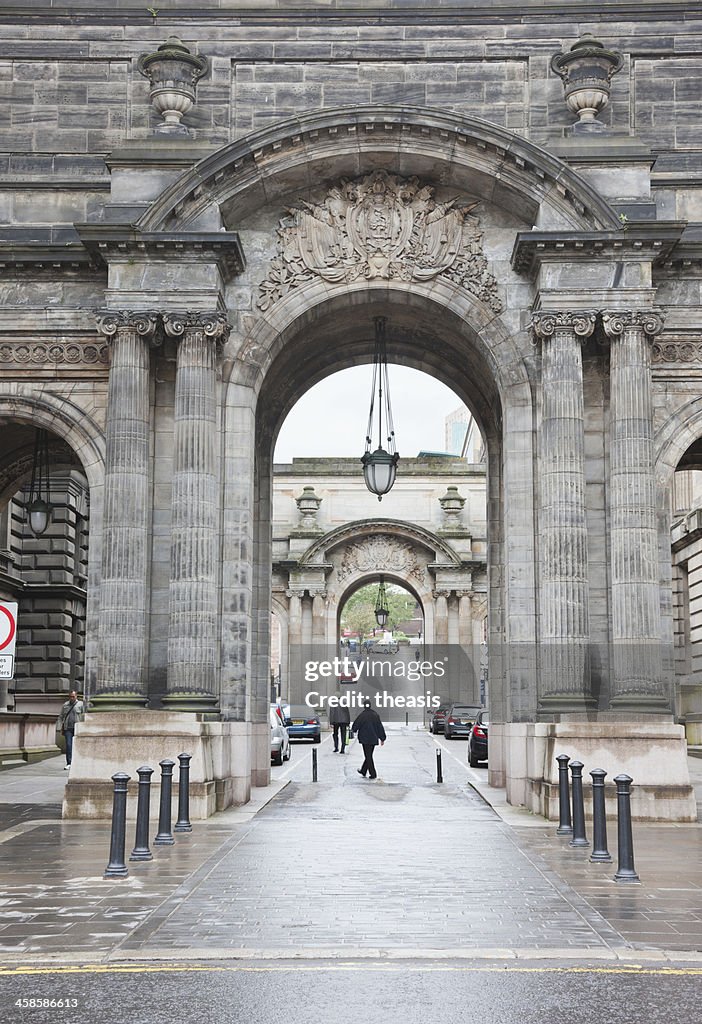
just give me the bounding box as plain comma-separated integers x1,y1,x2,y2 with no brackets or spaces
362,446,399,499
27,498,51,537
362,317,399,500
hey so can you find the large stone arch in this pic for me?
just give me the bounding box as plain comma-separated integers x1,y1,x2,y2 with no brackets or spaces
205,113,546,784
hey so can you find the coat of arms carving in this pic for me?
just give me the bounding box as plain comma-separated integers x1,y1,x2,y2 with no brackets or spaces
257,171,502,312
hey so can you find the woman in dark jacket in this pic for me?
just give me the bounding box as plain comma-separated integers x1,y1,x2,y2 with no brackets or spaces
351,700,386,779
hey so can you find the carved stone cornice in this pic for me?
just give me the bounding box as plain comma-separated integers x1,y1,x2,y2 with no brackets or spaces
96,310,161,347
601,309,665,339
531,310,597,342
512,223,685,278
77,225,245,280
162,310,231,345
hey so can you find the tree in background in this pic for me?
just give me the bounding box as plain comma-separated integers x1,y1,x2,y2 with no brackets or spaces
340,583,417,636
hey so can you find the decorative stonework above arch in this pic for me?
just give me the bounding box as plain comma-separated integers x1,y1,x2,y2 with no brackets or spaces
336,534,427,586
257,170,502,314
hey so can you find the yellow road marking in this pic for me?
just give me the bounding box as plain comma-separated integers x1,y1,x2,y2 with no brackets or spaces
2,963,702,978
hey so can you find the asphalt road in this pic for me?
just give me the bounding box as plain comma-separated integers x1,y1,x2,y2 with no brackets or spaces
2,959,702,1024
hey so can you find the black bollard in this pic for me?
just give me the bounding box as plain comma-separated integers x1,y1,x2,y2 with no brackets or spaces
130,766,154,862
568,760,589,848
154,758,176,846
613,774,640,883
174,753,193,834
104,772,130,879
556,753,573,836
589,768,612,863
436,747,443,784
405,711,409,727
312,747,318,783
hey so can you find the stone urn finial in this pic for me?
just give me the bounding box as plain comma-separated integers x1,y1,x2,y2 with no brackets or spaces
439,485,466,528
551,34,624,133
137,36,208,134
295,486,322,531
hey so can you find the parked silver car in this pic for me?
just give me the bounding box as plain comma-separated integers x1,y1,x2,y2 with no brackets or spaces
270,708,291,766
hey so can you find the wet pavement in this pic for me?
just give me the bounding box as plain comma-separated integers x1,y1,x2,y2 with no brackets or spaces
0,733,701,964
3,958,702,1024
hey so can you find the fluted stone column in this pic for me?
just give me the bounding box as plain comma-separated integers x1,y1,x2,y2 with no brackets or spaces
94,311,160,709
603,310,668,710
162,311,230,713
533,311,596,711
433,590,449,646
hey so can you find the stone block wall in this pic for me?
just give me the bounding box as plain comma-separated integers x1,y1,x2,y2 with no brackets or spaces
0,5,701,235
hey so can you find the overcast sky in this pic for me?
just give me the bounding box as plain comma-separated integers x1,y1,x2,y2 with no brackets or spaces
273,366,466,462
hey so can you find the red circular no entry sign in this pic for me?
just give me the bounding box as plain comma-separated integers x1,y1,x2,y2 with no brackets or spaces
0,605,16,651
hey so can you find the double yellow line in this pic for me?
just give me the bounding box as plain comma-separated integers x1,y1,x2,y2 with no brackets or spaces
2,962,702,977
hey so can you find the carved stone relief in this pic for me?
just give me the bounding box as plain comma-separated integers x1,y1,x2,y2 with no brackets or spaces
335,534,427,585
0,342,110,365
257,170,502,313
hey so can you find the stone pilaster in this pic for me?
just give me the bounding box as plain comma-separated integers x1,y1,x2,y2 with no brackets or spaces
457,591,474,650
602,309,669,710
162,311,230,713
93,310,160,709
311,590,327,646
533,311,596,711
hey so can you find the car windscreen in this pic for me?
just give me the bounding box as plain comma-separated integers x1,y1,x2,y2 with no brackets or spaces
289,706,318,718
452,707,480,716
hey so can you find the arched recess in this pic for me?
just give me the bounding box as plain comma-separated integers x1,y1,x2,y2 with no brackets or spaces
303,517,460,648
220,275,533,742
0,391,106,702
655,400,702,728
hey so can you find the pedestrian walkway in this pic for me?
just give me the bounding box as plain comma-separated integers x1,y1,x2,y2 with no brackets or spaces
0,733,701,961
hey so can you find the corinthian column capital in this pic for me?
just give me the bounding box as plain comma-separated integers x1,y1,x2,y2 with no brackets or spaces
531,310,597,342
96,310,161,344
162,310,231,344
601,309,666,340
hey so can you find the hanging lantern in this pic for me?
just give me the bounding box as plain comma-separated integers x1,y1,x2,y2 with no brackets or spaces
374,577,390,628
362,317,399,499
26,428,53,537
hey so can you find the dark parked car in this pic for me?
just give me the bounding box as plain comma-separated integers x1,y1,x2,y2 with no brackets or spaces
444,703,481,740
468,710,489,766
429,703,451,734
285,704,322,743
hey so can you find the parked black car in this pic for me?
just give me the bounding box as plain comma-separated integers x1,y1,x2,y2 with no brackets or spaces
468,709,489,766
444,703,481,740
429,703,451,734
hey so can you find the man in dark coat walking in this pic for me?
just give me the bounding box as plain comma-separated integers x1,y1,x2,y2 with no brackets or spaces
351,699,386,779
329,701,351,753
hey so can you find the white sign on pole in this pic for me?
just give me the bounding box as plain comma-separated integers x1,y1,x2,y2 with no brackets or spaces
0,602,18,680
